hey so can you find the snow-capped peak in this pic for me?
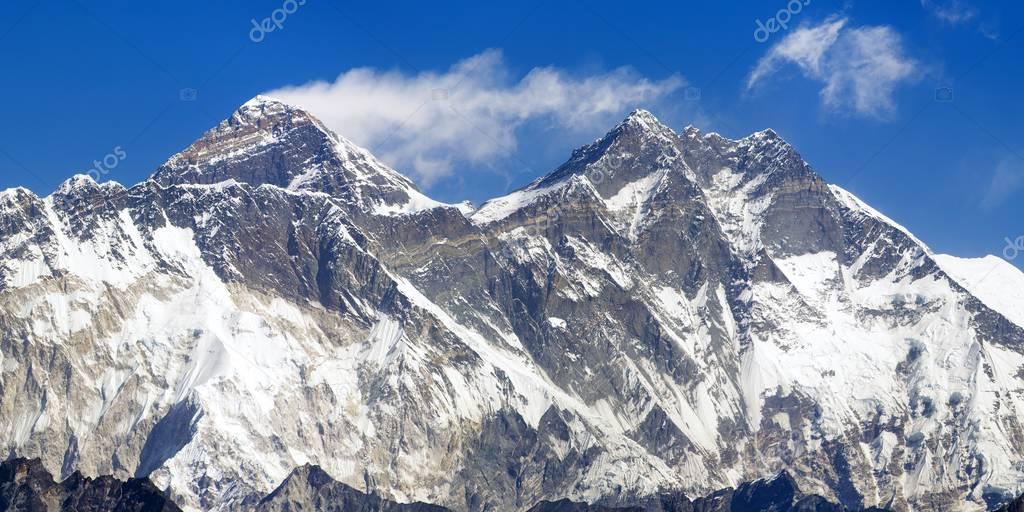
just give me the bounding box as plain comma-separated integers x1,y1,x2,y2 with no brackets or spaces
240,94,288,109
150,96,465,218
622,107,661,125
52,174,116,199
0,186,35,200
56,173,98,191
230,94,327,130
615,108,674,138
748,127,780,140
152,95,359,189
0,186,38,213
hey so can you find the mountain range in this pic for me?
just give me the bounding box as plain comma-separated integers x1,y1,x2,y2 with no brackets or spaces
1,96,1023,511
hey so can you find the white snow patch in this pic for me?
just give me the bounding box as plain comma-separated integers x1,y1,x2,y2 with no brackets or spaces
774,251,841,300
934,254,1024,329
471,180,570,225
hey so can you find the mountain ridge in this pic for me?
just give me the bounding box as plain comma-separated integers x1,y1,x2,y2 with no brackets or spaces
1,96,1023,511
1,456,901,511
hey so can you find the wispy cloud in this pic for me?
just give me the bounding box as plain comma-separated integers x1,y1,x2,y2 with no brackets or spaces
748,18,847,87
920,0,999,39
982,158,1024,211
266,50,683,185
920,0,978,24
747,17,921,119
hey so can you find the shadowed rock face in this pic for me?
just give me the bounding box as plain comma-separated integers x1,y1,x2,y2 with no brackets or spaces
0,457,180,512
2,99,1024,512
997,494,1024,512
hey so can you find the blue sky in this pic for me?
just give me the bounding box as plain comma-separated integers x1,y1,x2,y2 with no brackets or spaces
1,0,1022,265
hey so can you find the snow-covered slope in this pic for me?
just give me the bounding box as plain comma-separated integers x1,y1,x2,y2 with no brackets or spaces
1,99,1023,512
934,254,1024,328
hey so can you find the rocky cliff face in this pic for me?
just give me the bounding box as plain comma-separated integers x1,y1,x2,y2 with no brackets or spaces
1,97,1023,511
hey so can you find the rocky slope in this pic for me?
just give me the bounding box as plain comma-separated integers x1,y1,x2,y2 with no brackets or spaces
1,96,1023,511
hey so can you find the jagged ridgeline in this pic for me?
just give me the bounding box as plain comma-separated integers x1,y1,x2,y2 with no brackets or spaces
0,457,881,511
1,96,1023,511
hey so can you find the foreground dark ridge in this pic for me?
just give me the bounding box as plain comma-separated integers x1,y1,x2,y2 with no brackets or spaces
0,458,179,512
2,457,897,511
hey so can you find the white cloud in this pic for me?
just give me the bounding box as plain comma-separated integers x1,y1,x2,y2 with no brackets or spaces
748,18,847,86
982,158,1024,211
920,0,977,25
266,50,683,185
920,0,999,40
747,17,921,119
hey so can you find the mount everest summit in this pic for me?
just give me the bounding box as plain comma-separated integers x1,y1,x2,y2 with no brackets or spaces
1,96,1023,511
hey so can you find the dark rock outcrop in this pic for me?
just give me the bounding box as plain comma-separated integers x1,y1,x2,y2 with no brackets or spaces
0,457,180,512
